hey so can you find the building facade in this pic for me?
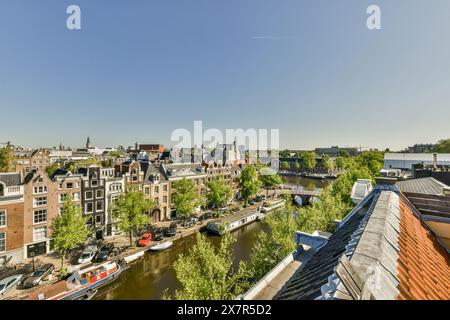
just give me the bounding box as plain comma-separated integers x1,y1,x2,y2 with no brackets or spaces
15,149,52,176
101,168,125,237
143,164,170,222
0,173,25,264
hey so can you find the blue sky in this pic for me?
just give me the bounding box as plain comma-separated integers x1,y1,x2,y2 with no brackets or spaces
1,0,450,150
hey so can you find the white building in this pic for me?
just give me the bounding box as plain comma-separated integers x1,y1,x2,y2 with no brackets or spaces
101,168,125,237
384,153,450,170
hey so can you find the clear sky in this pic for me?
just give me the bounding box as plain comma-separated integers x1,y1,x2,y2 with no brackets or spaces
1,0,450,150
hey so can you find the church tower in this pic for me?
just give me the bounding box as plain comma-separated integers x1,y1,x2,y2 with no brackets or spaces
86,136,91,149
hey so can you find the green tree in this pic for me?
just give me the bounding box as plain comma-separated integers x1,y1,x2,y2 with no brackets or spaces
280,161,290,171
248,194,298,280
259,167,283,198
172,178,204,220
301,152,316,172
46,162,60,177
0,144,14,172
293,161,301,172
114,188,155,246
338,150,350,157
335,157,346,170
238,165,261,204
432,139,450,153
66,158,102,172
51,197,90,269
171,232,249,300
322,154,334,173
207,178,232,210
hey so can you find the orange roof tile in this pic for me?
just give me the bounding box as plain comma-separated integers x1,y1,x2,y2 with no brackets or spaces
397,200,450,300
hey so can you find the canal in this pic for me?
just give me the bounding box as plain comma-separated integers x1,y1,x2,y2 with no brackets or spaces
95,176,332,300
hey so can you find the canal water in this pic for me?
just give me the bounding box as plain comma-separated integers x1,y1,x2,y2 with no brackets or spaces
95,176,331,300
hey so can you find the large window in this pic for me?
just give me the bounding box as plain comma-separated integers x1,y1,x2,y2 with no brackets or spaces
33,197,47,207
96,200,104,212
85,191,93,200
0,210,6,227
0,232,5,252
96,189,104,198
33,227,47,242
73,192,80,201
33,210,47,224
59,193,68,203
33,186,47,194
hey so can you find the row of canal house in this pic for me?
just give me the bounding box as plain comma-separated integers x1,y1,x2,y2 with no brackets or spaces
1,155,243,264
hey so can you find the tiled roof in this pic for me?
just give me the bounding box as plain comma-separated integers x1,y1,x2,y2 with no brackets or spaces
396,199,450,299
396,177,448,195
273,183,450,300
0,172,21,186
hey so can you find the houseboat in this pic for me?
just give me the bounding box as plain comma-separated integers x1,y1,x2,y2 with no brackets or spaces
206,211,260,235
260,199,285,213
23,261,124,300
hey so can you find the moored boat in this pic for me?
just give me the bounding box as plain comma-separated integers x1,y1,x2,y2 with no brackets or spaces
23,261,123,300
149,241,173,251
260,199,285,213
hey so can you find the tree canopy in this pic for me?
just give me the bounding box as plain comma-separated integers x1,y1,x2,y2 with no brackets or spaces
0,144,14,172
238,165,261,203
114,188,155,246
301,152,316,171
172,178,204,219
432,139,450,153
207,178,232,210
259,167,282,197
51,197,89,268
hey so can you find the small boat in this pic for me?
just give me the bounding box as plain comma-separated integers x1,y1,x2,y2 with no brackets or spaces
261,199,285,213
149,241,173,251
74,289,98,300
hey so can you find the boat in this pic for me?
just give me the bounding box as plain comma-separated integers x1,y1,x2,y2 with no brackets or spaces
74,289,98,300
23,261,124,300
149,241,173,251
206,211,260,235
260,199,285,213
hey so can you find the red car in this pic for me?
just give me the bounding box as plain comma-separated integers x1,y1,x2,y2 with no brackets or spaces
138,233,152,247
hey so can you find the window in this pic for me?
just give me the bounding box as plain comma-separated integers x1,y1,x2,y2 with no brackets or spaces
0,210,6,227
155,186,159,194
163,185,167,192
33,210,47,224
0,232,5,252
86,202,94,213
73,192,80,201
144,187,150,195
91,180,98,187
85,191,93,200
33,186,47,194
33,227,47,242
33,197,47,207
96,189,104,198
163,196,168,204
95,215,102,226
59,193,68,203
86,217,93,226
96,200,104,212
0,183,4,196
66,182,73,189
37,177,44,183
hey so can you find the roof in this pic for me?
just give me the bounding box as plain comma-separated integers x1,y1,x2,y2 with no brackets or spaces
384,153,450,162
396,177,447,196
273,183,450,300
143,163,168,183
0,172,21,187
162,163,206,178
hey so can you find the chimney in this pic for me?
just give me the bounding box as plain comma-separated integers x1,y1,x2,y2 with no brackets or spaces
433,153,438,170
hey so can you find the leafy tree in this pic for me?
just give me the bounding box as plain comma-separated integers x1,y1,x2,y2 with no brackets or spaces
259,167,282,198
171,232,249,300
51,197,89,269
248,194,298,280
0,144,14,172
280,161,290,171
238,165,261,204
114,188,155,246
335,157,346,170
322,154,334,173
338,150,350,157
301,152,316,172
66,158,102,172
293,161,301,172
46,162,60,177
109,151,123,157
172,178,204,220
207,178,232,210
432,139,450,153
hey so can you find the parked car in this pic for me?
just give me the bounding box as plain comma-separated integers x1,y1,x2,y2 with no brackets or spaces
138,233,153,247
255,195,264,202
77,246,98,264
0,274,23,296
248,199,256,205
163,223,177,237
21,264,55,288
152,228,164,241
93,244,114,263
201,212,213,220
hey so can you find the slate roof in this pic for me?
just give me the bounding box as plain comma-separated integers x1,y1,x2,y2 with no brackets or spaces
0,172,21,186
273,182,450,300
273,192,377,300
143,163,168,183
396,177,448,196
